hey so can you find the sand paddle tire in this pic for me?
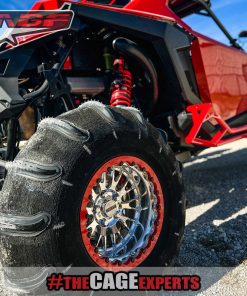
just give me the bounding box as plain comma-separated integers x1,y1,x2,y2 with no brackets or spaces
0,102,185,272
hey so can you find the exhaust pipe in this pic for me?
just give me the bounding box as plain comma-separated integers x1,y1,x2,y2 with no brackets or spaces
113,37,159,109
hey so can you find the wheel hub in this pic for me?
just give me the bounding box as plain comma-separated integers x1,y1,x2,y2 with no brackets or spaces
103,200,118,218
94,190,120,226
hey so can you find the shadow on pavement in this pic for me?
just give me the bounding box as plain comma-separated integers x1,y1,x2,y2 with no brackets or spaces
178,145,247,267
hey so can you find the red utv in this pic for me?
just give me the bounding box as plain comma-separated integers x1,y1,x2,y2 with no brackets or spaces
0,0,246,289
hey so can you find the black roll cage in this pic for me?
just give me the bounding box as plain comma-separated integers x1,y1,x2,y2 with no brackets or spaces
193,0,242,50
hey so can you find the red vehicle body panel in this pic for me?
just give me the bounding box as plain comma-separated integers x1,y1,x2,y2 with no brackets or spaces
31,0,247,147
191,35,247,121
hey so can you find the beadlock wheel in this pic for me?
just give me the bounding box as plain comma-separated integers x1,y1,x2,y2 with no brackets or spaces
80,156,164,267
0,102,185,289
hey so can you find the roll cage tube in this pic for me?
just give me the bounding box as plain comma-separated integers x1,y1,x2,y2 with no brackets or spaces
192,0,243,50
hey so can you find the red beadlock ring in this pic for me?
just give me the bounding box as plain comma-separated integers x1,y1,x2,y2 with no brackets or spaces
80,156,164,269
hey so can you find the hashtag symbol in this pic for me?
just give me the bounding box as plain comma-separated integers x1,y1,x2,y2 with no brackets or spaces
47,273,64,291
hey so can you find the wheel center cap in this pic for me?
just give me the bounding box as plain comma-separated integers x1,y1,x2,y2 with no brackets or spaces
103,200,118,218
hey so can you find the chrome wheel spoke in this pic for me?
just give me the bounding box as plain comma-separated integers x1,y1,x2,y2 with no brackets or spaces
117,179,131,197
111,233,116,257
112,224,122,238
87,220,98,235
103,236,107,250
118,186,137,200
98,172,107,192
96,234,102,248
116,214,135,225
91,188,98,201
133,234,138,243
137,221,145,232
121,197,140,208
121,202,135,210
120,218,130,230
86,206,94,216
111,232,117,245
110,169,122,190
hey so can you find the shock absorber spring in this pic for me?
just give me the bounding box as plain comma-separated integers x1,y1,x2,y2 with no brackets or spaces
110,58,132,107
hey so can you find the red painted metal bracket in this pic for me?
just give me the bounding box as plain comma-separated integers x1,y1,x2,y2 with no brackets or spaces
185,104,247,147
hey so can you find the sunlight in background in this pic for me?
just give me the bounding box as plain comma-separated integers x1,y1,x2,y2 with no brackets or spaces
185,0,247,50
0,0,246,50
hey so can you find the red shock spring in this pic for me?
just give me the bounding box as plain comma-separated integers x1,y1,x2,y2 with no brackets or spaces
110,58,132,107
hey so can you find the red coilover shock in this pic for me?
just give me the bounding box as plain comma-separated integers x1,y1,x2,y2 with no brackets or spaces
110,58,132,107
